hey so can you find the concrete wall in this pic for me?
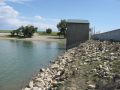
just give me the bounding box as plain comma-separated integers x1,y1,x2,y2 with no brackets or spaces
92,29,120,41
66,23,89,49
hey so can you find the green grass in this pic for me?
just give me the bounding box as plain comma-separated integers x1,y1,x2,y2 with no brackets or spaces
37,31,58,36
0,30,12,33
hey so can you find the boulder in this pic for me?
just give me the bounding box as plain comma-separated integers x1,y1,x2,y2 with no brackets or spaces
51,64,59,69
29,81,33,88
32,87,38,90
24,87,31,90
88,84,96,89
40,68,45,72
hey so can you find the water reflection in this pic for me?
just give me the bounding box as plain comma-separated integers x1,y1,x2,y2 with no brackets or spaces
9,40,34,47
0,40,65,90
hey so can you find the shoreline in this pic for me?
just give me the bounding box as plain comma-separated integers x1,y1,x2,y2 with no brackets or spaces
22,48,73,90
0,33,66,42
22,40,120,90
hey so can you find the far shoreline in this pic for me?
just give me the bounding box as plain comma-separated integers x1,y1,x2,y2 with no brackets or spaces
0,33,66,43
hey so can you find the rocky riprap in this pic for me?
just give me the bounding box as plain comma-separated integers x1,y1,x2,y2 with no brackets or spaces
22,40,120,90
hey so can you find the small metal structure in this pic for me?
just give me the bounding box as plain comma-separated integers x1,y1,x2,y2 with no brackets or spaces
66,19,90,50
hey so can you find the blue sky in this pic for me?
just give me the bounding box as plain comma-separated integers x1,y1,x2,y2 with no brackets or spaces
0,0,120,32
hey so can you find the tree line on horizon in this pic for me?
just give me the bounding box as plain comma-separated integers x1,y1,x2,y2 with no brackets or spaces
11,20,67,38
11,25,38,38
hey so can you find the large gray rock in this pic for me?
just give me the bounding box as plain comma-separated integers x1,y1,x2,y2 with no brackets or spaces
29,81,33,88
88,84,96,89
32,87,38,90
51,64,59,69
24,87,31,90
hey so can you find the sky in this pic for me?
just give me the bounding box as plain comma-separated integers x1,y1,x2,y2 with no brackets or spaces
0,0,120,32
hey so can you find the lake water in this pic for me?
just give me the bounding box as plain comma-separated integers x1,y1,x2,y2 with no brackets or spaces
0,40,65,90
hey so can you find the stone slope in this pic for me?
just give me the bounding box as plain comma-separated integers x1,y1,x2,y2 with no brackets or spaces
22,40,120,90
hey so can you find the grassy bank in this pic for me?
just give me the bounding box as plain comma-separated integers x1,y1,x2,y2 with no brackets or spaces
38,31,58,36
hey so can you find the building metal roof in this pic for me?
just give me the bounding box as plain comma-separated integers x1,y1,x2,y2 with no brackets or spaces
66,19,89,24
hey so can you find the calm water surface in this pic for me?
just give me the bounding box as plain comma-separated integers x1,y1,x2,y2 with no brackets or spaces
0,40,65,90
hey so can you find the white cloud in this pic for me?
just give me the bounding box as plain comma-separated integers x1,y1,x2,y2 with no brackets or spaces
0,0,4,3
0,3,58,31
0,6,23,29
0,0,6,5
0,5,19,17
35,16,43,20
